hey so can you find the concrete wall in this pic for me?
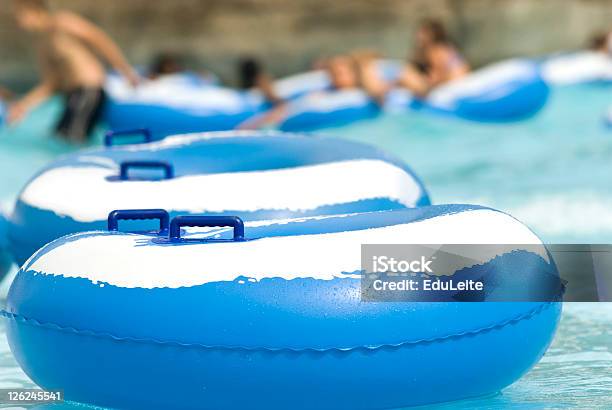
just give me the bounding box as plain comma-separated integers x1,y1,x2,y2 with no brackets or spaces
1,0,610,88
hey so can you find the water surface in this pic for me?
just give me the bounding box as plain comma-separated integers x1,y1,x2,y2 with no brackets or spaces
0,85,610,408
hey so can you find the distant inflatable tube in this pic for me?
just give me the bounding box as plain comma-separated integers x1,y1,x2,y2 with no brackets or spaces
8,131,430,265
280,59,549,131
541,51,612,85
424,59,550,122
105,61,404,137
104,100,261,139
270,59,404,102
106,59,548,135
0,211,12,281
272,70,330,101
4,205,562,409
104,82,265,139
107,71,220,91
279,90,382,132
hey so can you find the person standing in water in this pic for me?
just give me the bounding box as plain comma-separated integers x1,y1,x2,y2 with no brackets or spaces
397,19,470,96
8,0,139,141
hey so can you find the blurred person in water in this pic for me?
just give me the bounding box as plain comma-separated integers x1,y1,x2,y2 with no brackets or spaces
8,0,139,142
398,19,469,96
239,54,368,129
356,19,470,100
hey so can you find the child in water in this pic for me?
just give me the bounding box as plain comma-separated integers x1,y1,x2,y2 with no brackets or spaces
8,0,139,141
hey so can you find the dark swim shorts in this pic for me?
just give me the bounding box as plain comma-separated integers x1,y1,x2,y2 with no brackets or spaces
56,87,106,141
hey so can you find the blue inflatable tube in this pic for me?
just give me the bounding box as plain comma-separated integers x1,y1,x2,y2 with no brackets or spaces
104,67,358,139
103,63,398,139
272,59,404,101
8,130,430,265
105,101,262,139
106,59,549,136
540,51,612,86
104,80,267,139
0,211,12,281
4,205,561,409
280,59,549,131
279,90,382,131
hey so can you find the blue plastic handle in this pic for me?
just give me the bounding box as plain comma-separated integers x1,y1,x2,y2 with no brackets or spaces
169,216,245,241
108,209,170,232
119,161,174,180
104,128,153,147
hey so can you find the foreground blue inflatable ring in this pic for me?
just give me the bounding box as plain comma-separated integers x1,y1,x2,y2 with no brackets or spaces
8,131,429,265
4,205,561,409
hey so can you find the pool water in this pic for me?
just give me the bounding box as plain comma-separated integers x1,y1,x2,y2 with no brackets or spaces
331,84,612,244
0,96,105,209
0,84,610,409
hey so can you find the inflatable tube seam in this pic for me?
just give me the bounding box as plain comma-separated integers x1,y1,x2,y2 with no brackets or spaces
0,302,556,353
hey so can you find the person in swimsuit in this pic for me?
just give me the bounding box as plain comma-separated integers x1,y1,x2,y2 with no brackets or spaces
8,0,139,142
397,19,470,96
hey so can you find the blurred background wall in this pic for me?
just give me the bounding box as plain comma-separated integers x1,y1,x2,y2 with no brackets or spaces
1,0,611,89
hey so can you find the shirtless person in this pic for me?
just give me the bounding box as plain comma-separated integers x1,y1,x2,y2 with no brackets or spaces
9,0,139,141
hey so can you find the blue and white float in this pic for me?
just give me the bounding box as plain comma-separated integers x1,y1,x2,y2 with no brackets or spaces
3,205,562,409
281,58,549,131
541,51,612,86
106,59,549,136
270,59,404,101
8,130,429,265
0,211,12,281
104,78,266,139
103,61,402,138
